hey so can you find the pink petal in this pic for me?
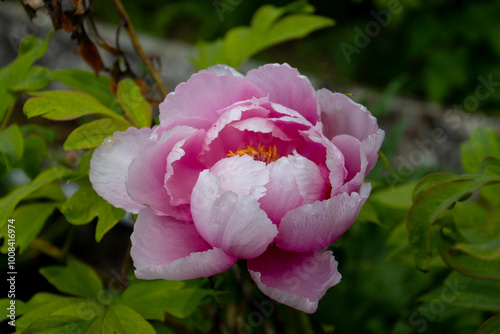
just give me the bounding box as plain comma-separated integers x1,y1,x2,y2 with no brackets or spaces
165,130,206,206
126,126,201,219
331,134,365,194
230,117,290,141
246,64,320,125
89,127,152,213
131,208,237,280
210,155,269,200
317,90,380,142
159,71,262,129
191,165,278,259
276,183,371,253
248,247,341,313
364,128,385,174
303,124,346,195
259,154,326,225
332,130,385,194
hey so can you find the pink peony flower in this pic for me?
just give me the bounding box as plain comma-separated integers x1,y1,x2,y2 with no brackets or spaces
90,63,384,313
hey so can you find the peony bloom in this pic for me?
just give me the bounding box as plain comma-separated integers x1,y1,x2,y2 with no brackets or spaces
90,63,384,313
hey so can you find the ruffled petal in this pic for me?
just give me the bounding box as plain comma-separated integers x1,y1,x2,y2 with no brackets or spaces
159,71,262,129
317,90,380,142
246,64,320,125
210,155,269,200
363,128,385,174
259,154,326,225
332,130,385,194
126,126,199,219
89,127,152,213
165,129,206,206
276,183,371,253
303,124,346,195
191,166,277,259
131,208,237,280
331,134,366,194
248,247,341,313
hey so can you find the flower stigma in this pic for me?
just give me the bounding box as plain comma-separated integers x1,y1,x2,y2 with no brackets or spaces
228,141,280,164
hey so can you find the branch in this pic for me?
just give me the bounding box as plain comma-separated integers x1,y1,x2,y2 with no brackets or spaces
110,0,168,98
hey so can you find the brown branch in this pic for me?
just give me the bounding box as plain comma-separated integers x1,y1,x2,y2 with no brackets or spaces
110,0,168,98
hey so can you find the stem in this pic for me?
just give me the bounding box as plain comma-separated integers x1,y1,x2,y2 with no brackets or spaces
61,226,76,261
299,311,315,334
110,0,168,98
0,96,17,132
31,237,65,261
120,240,132,285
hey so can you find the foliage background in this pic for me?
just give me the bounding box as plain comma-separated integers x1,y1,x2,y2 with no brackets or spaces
0,0,500,333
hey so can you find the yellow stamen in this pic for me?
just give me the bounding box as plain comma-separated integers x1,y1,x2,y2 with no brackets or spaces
228,141,280,164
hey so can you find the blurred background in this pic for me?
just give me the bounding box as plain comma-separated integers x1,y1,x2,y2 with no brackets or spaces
1,0,500,333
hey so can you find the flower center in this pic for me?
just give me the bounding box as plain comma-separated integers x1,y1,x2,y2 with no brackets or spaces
227,141,280,164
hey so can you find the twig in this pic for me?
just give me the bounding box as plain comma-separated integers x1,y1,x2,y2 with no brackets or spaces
121,239,132,285
110,0,168,98
61,225,76,261
299,311,315,334
30,237,65,261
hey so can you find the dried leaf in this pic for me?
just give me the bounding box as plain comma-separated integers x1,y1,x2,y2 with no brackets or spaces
77,37,104,76
60,12,75,33
72,0,85,15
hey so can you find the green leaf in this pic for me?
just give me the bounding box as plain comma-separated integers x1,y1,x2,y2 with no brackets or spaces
355,201,385,228
20,124,56,143
420,271,500,313
0,202,58,254
101,304,155,334
117,78,152,128
24,183,66,202
39,258,103,298
0,166,77,231
0,69,17,122
16,292,107,333
193,2,334,69
477,314,500,334
412,173,460,201
64,118,131,150
51,69,119,112
436,216,500,279
9,66,51,92
455,239,500,261
0,298,27,321
407,165,500,272
193,39,225,71
461,127,500,174
371,181,417,210
120,279,215,319
21,315,94,334
61,181,125,242
17,134,49,179
0,31,54,121
0,124,24,170
23,91,124,121
16,294,84,331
